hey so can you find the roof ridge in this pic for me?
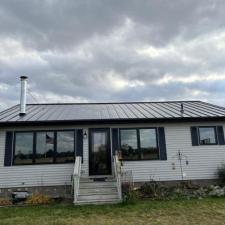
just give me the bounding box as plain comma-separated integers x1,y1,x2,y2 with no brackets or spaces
22,100,201,106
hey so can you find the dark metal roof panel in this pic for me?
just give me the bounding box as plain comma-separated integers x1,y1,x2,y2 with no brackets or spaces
1,101,225,123
167,102,204,117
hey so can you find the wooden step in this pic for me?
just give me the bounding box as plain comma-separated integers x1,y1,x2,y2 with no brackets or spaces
80,178,116,183
74,176,120,205
79,182,117,188
75,198,121,205
78,193,119,202
79,187,118,195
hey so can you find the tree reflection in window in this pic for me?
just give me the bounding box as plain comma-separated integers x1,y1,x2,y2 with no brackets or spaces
139,129,158,160
120,128,159,160
14,132,33,165
199,127,216,145
56,131,75,163
36,132,54,163
120,129,139,160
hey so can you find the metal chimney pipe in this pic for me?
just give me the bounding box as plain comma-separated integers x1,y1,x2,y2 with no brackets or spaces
20,76,28,116
180,103,184,116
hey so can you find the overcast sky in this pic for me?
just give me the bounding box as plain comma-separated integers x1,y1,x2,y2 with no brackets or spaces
1,0,225,111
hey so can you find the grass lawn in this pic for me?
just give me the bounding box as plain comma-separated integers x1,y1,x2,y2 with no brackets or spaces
0,198,225,225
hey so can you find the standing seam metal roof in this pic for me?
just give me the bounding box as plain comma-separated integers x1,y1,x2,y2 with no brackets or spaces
1,101,225,123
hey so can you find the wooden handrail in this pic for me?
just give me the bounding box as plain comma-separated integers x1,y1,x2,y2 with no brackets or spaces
113,153,122,200
73,156,82,203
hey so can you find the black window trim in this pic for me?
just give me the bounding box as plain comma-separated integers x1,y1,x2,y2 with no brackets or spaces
198,126,218,146
13,129,76,166
119,127,160,161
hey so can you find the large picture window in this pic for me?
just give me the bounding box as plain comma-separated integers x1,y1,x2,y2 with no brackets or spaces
120,128,159,160
199,127,217,145
13,130,75,165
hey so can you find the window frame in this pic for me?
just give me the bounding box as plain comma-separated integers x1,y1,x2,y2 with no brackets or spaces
13,129,76,166
119,127,159,161
198,126,218,146
13,131,35,165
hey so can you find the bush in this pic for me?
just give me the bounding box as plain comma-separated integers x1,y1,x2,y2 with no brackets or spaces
139,181,169,200
26,193,52,205
138,181,215,200
0,198,12,206
122,183,140,203
217,164,225,184
122,179,225,202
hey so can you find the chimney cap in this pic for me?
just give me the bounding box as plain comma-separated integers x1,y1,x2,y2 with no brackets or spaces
20,76,28,80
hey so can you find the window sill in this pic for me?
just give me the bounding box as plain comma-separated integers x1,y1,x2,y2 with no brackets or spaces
12,162,75,166
121,159,162,161
199,143,218,146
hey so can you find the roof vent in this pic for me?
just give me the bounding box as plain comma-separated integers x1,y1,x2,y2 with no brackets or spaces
180,103,184,116
19,76,28,116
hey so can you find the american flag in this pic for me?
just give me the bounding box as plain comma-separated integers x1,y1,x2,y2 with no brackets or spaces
46,134,54,144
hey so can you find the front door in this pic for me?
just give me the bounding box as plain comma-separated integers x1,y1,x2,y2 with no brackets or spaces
89,128,112,176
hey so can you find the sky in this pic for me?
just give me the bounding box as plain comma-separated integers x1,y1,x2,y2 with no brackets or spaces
1,0,225,111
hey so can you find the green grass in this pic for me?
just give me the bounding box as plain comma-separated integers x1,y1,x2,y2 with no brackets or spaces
0,198,225,225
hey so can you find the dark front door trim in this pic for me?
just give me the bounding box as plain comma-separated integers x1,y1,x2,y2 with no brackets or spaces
89,128,112,176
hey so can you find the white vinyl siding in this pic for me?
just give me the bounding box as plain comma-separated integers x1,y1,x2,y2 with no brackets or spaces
0,121,225,188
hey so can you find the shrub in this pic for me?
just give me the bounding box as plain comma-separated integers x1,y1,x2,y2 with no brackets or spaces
123,189,140,203
139,181,172,200
0,198,12,206
26,193,52,205
217,164,225,184
122,183,140,203
139,181,211,200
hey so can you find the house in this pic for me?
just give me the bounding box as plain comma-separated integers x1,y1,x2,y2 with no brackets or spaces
0,76,225,204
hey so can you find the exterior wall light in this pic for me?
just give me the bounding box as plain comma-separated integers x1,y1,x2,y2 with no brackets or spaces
83,130,88,139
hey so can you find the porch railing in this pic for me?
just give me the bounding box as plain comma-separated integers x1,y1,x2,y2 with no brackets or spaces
73,156,82,204
113,153,122,200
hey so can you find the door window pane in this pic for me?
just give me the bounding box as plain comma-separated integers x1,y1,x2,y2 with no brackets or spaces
199,127,216,144
56,131,75,163
120,129,138,160
36,132,54,163
91,131,109,175
140,129,158,160
14,132,33,165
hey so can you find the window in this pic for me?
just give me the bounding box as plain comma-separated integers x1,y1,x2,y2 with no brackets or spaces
120,128,159,160
56,131,75,163
36,132,55,163
120,129,138,160
139,129,158,160
14,132,34,165
199,127,217,145
13,130,75,165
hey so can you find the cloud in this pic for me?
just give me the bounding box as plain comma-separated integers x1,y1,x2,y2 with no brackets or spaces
0,0,225,111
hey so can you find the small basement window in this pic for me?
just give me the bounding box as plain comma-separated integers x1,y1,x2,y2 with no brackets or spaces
199,127,217,145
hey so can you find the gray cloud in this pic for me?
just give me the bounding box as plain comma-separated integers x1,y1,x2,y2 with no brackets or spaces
0,0,225,111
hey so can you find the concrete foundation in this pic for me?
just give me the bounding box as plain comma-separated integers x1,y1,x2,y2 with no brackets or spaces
0,179,220,199
0,185,72,199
